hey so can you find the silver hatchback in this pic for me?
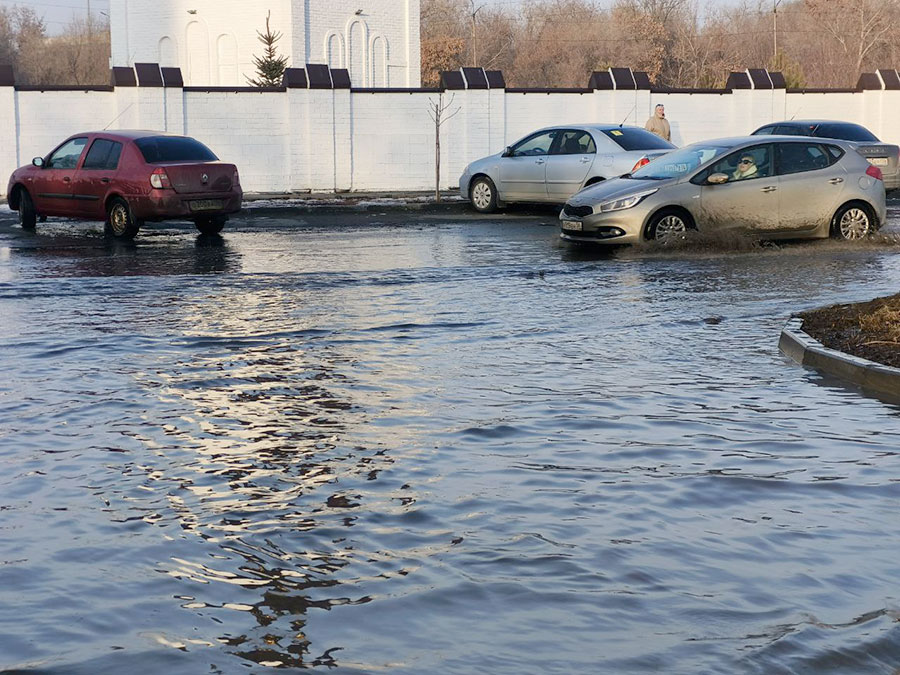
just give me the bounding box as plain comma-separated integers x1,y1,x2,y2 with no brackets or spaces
459,124,674,213
559,136,887,245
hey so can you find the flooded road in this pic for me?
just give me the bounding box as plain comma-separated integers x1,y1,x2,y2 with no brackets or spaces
2,204,900,674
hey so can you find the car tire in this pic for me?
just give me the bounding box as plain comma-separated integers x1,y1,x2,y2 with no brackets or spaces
105,197,142,240
195,215,226,235
831,202,874,240
647,208,693,242
17,189,36,230
469,176,498,213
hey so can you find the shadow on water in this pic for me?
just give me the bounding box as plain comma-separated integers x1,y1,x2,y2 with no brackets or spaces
800,366,900,411
10,230,240,277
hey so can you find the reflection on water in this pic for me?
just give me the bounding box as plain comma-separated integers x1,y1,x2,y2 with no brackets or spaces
2,215,900,673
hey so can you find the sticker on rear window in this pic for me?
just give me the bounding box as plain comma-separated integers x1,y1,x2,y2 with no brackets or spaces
611,130,623,136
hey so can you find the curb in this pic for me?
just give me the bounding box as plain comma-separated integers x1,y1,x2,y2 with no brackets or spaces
240,199,471,218
779,317,900,397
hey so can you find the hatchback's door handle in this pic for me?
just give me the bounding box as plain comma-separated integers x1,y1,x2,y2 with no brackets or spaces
535,158,545,165
580,157,590,163
829,177,844,184
760,185,777,193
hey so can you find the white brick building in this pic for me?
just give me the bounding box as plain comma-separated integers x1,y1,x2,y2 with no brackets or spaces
109,0,421,87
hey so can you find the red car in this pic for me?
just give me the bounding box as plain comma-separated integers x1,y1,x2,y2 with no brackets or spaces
7,130,242,239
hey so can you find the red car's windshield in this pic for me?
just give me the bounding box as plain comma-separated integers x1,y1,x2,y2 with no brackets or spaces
134,136,218,163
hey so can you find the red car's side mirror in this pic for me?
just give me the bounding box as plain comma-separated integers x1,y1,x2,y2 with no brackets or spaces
32,157,44,168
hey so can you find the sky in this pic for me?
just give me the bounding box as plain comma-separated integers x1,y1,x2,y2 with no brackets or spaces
1,0,109,32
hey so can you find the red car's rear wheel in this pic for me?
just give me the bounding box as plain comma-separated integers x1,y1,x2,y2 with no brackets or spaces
105,197,142,240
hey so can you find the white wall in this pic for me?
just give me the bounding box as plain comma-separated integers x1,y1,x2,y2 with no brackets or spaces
4,82,900,198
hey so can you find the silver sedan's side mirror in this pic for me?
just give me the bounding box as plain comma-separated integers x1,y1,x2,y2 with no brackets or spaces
501,146,513,158
32,157,44,168
707,172,729,185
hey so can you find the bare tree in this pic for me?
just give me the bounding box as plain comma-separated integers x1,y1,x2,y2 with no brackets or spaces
427,93,461,202
805,0,894,86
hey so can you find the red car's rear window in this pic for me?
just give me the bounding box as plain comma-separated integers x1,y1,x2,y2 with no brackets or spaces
134,136,218,163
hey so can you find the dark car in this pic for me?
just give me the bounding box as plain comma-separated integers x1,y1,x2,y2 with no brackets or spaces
7,130,242,239
751,120,900,190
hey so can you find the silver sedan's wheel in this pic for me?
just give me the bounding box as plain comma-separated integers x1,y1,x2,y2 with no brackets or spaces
649,210,690,242
834,205,871,240
470,177,498,213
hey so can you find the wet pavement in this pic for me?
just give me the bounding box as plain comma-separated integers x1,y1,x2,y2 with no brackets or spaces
2,202,900,674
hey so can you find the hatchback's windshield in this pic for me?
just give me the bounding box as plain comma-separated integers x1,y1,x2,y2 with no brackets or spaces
813,123,879,142
135,136,218,163
601,128,674,151
630,144,730,179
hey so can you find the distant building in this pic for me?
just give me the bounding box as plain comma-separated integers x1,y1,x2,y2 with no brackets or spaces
109,1,421,87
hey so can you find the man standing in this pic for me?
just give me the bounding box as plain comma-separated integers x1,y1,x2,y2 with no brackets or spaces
645,104,671,141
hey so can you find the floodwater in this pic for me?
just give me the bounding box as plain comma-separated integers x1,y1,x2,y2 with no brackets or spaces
2,205,900,674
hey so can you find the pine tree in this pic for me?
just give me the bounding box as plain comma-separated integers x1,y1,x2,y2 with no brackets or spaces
247,11,289,87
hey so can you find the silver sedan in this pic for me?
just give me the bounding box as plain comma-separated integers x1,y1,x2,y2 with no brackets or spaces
459,124,675,213
559,136,887,245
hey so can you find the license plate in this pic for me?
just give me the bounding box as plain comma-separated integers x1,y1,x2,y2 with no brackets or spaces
561,220,583,231
870,157,889,166
189,199,224,212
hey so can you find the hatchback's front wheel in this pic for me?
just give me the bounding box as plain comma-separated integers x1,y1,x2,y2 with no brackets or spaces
647,208,692,242
105,197,141,240
831,202,873,240
470,177,498,213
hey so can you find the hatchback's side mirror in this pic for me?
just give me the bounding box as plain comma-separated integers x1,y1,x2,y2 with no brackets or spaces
32,157,44,168
707,172,729,185
501,146,513,158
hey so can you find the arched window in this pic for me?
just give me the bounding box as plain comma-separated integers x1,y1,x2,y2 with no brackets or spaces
217,33,238,85
158,36,177,68
371,35,388,87
325,32,344,69
347,20,367,87
185,21,210,85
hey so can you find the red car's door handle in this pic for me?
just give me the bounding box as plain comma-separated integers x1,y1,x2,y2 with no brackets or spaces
101,178,110,183
63,177,71,183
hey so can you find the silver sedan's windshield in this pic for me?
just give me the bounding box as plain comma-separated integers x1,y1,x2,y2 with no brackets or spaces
631,144,731,180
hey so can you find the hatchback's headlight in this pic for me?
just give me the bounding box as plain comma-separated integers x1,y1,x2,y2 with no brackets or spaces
598,188,658,213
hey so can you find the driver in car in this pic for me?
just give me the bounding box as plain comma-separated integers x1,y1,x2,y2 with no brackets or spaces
732,155,758,180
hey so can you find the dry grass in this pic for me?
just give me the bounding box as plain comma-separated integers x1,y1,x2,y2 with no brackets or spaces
799,293,900,368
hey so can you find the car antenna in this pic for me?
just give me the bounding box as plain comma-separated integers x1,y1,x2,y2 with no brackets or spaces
789,108,801,120
103,103,134,130
619,106,636,127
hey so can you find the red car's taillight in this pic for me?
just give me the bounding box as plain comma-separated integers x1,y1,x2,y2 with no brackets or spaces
149,167,172,189
233,169,240,187
866,164,883,181
631,156,650,173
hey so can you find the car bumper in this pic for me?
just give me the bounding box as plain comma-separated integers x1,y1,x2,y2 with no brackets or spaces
129,189,243,221
458,170,472,199
559,207,649,245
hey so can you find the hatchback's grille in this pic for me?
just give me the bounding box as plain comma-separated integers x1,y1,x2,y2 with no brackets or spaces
563,204,593,217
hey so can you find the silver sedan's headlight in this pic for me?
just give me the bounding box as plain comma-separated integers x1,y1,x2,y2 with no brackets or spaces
598,188,658,213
